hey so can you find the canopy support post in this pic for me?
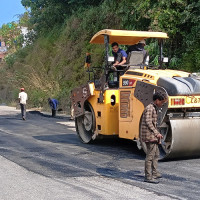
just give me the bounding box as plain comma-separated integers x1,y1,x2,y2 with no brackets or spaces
104,34,109,72
158,39,164,69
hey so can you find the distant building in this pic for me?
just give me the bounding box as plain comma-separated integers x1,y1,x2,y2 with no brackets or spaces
0,26,31,62
19,26,29,47
0,36,8,61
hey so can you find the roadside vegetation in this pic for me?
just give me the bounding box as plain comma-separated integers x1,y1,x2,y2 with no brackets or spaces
0,0,199,111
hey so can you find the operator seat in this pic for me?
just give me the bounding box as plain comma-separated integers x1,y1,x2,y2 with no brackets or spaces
126,50,148,67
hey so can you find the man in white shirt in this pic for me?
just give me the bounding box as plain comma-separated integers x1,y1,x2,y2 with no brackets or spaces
18,88,28,120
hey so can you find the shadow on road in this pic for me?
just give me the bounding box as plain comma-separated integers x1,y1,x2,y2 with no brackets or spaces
32,133,147,182
28,110,70,120
33,134,145,160
96,167,144,181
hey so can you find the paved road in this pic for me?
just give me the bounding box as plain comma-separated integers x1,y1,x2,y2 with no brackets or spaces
0,106,199,200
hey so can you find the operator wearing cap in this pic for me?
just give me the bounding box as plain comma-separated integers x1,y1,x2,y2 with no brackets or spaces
18,88,28,120
126,39,146,54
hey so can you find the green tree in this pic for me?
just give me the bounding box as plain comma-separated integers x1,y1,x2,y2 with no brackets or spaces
21,0,104,34
103,0,200,70
18,11,32,28
0,22,22,51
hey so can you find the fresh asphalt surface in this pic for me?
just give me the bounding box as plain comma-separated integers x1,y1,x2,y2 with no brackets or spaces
0,106,199,200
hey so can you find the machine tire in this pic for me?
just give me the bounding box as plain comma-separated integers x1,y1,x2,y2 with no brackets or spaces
75,102,96,144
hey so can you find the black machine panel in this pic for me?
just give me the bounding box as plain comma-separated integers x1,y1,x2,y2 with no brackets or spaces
157,77,200,96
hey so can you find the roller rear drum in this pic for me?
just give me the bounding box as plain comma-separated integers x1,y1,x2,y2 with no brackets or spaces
140,118,200,160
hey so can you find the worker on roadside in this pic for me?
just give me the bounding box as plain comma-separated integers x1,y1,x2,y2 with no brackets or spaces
48,98,58,117
111,42,127,70
141,91,168,184
18,88,28,120
84,52,91,70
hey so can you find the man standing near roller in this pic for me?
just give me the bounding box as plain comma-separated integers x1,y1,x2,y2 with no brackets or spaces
141,91,167,184
18,88,28,120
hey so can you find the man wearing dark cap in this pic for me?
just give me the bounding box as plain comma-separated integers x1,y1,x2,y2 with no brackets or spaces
18,88,28,120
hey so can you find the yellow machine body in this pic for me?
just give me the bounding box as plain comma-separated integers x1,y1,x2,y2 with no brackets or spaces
87,68,200,141
88,88,119,136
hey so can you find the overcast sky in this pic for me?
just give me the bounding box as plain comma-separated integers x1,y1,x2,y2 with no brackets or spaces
0,0,26,27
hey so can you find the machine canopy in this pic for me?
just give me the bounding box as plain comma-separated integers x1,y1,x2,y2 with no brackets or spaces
90,29,169,45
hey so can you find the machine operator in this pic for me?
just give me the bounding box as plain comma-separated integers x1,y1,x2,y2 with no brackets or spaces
111,42,127,70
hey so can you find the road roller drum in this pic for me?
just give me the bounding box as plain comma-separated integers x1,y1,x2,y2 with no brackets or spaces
160,119,200,159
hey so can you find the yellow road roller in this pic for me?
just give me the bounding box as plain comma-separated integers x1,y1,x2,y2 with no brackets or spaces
71,29,200,159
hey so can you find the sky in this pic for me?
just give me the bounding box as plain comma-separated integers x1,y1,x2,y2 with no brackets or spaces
0,0,27,27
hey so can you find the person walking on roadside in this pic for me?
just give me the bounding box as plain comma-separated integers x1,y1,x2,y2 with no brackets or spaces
48,98,58,117
18,88,28,120
141,91,168,184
